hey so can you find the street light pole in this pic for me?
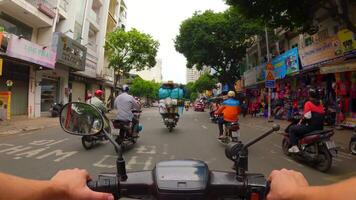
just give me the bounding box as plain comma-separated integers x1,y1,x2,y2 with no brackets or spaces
265,26,273,122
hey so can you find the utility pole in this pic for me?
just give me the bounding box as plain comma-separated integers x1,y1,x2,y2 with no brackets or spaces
265,26,274,122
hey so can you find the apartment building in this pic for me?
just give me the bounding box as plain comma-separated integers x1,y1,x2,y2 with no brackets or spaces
130,58,162,82
186,66,210,83
0,0,123,119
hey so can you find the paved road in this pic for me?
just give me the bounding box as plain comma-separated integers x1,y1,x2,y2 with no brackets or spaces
0,108,355,186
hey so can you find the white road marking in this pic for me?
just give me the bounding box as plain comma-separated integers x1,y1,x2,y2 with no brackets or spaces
162,144,168,155
143,157,153,170
36,149,78,162
201,125,208,129
194,118,198,122
136,145,157,154
93,155,116,168
338,152,353,160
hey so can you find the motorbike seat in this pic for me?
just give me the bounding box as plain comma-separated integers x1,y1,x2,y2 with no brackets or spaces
112,120,131,129
303,129,333,137
299,129,334,145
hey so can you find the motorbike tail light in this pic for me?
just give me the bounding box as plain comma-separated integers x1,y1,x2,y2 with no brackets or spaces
250,192,260,200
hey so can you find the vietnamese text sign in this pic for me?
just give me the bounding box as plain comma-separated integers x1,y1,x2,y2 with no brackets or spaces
6,34,56,69
272,47,299,79
256,63,266,82
244,68,257,87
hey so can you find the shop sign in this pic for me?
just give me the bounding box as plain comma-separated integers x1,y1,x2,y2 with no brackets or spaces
52,32,87,71
299,36,343,69
320,62,356,74
244,68,257,87
272,47,299,78
0,91,11,120
337,29,356,58
6,34,56,69
256,63,266,83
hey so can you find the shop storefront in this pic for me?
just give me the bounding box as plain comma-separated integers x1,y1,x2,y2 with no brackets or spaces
51,32,87,104
1,33,56,118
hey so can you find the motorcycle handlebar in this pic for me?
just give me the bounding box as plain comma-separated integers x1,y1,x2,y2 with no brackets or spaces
87,172,270,200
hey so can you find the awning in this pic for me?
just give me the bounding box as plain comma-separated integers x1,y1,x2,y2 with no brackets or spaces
320,60,356,74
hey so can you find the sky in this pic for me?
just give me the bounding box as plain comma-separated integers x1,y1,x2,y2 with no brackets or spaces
125,0,228,84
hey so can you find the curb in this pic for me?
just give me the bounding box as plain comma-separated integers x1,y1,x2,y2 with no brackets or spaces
0,124,58,136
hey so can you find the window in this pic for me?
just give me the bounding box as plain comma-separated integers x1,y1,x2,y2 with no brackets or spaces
0,12,33,40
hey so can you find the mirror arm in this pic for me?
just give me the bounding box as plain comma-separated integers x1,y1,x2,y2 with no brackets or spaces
102,130,128,181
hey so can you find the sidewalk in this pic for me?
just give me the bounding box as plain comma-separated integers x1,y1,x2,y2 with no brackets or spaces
0,115,59,136
240,116,354,152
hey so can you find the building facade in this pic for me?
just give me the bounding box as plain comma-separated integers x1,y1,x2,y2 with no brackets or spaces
0,0,123,119
130,58,163,82
186,66,210,83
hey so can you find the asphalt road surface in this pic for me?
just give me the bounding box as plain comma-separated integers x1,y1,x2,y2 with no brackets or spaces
0,107,355,186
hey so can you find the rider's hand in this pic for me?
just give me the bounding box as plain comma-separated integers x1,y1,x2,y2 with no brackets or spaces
50,168,114,200
267,169,309,200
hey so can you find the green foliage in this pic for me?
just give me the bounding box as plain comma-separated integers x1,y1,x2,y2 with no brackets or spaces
105,28,160,73
190,92,199,102
184,82,195,99
193,73,217,93
130,77,161,100
0,26,4,32
226,0,356,34
175,8,264,86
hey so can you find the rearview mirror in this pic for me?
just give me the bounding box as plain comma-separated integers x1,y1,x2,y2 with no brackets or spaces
60,102,104,136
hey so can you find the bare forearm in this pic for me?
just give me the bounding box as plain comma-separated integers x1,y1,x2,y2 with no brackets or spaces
296,178,356,200
0,173,66,200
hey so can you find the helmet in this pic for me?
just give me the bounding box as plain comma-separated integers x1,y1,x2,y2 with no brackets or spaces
227,91,236,98
94,90,104,96
308,88,319,99
123,85,130,92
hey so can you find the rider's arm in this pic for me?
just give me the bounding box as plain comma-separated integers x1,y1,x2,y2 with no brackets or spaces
296,178,356,200
0,169,113,200
131,97,141,111
268,169,356,200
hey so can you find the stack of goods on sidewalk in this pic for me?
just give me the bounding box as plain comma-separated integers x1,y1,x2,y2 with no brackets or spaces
158,81,184,121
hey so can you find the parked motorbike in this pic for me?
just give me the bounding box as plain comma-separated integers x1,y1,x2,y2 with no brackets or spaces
50,102,63,117
59,101,281,200
112,110,142,150
282,115,338,172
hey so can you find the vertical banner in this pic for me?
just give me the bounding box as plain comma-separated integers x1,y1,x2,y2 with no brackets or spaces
0,92,11,120
0,58,3,76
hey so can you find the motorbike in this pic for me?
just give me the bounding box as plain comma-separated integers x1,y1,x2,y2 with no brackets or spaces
80,113,111,150
59,102,281,200
219,120,240,144
50,102,63,117
162,112,179,132
112,110,142,150
281,115,338,172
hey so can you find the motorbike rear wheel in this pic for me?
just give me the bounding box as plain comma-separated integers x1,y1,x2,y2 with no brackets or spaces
316,146,332,172
349,140,356,155
168,125,173,132
82,136,95,150
282,138,291,156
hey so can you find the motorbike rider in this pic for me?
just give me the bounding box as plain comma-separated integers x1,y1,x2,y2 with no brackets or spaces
288,88,325,153
215,91,240,139
114,85,141,137
87,90,107,114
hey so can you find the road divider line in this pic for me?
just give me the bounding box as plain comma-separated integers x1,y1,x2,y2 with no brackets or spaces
202,125,208,129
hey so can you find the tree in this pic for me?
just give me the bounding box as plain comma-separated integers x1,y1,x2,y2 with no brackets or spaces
130,77,161,103
175,8,264,89
226,0,356,34
184,82,195,99
105,28,160,95
193,73,218,93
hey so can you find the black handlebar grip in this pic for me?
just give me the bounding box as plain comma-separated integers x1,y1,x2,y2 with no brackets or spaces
87,176,119,195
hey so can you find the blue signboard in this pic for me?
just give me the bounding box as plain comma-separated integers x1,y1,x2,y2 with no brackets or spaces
265,80,275,88
272,47,299,79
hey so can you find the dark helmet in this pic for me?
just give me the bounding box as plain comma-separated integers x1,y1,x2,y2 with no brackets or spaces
308,88,320,99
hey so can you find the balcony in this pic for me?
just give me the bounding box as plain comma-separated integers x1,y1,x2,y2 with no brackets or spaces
0,0,54,27
88,9,100,30
58,0,68,19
